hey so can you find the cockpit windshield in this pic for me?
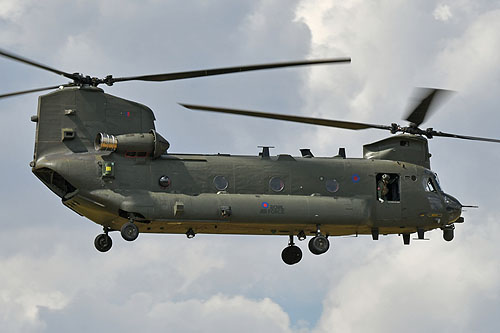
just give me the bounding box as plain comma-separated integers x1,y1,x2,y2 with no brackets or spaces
425,178,436,192
423,172,442,193
433,173,443,192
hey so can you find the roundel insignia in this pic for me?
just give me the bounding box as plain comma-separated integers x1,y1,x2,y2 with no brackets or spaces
352,174,360,183
262,202,269,208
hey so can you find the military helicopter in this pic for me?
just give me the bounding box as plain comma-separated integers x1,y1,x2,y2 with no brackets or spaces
2,49,499,265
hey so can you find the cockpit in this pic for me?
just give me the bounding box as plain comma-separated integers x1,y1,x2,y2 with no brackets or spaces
423,171,462,224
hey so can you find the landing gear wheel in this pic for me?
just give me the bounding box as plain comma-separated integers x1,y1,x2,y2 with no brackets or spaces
94,233,112,252
443,228,454,242
308,235,330,255
121,222,139,241
281,245,302,265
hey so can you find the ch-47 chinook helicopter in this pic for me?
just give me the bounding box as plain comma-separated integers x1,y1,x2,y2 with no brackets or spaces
2,49,499,265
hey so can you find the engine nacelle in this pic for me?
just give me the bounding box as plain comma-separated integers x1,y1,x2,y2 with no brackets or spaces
94,130,170,158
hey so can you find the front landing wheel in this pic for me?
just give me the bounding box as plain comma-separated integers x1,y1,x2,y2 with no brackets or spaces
443,228,454,242
94,233,112,252
121,222,139,241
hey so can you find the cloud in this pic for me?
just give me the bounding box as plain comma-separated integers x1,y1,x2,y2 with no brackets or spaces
435,9,500,91
313,216,500,332
0,229,296,332
0,0,31,21
433,4,453,21
40,293,293,333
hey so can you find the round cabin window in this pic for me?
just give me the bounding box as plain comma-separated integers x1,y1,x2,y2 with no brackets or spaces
326,179,339,193
213,175,228,191
159,175,171,188
269,177,285,192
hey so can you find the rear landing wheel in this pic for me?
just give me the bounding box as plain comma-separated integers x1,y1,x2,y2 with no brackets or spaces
94,233,112,252
121,222,139,241
308,235,330,255
281,245,302,265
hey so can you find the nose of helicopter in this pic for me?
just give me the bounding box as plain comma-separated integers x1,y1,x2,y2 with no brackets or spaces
443,193,462,223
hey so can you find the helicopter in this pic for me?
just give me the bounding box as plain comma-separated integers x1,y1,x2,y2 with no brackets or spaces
2,49,499,265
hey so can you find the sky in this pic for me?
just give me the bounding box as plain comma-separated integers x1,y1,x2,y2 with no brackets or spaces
0,0,499,332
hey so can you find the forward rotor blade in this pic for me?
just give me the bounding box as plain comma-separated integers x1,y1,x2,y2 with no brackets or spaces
0,49,75,81
180,103,391,131
405,88,453,126
111,58,351,83
430,130,500,143
0,84,73,99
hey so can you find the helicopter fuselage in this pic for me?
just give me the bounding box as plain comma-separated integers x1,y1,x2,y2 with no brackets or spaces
27,86,462,261
2,48,487,262
33,148,461,238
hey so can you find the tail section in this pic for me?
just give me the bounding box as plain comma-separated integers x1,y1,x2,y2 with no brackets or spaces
32,86,156,161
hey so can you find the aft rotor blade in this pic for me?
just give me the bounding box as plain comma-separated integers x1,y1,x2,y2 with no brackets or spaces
0,49,76,81
110,58,351,83
405,88,453,127
180,103,391,131
0,84,73,99
430,130,500,143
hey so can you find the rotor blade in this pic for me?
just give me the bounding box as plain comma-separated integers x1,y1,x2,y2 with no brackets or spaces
110,58,351,83
180,103,392,131
430,130,500,143
0,84,73,99
405,88,453,126
0,49,76,81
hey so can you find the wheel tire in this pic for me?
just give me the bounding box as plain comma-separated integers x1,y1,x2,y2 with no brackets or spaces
308,235,330,255
94,233,112,252
443,228,454,242
281,245,302,265
121,222,139,241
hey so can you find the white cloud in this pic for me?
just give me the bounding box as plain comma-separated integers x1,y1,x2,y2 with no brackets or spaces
0,230,296,332
0,0,31,20
433,4,453,21
435,9,500,91
313,216,500,333
148,295,292,332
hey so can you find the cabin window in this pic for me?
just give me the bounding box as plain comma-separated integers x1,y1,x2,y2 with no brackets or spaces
213,175,228,191
159,175,171,188
269,177,285,192
376,173,400,202
325,179,339,193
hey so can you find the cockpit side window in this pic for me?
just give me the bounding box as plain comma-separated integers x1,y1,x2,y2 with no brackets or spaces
425,178,437,192
376,173,400,202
